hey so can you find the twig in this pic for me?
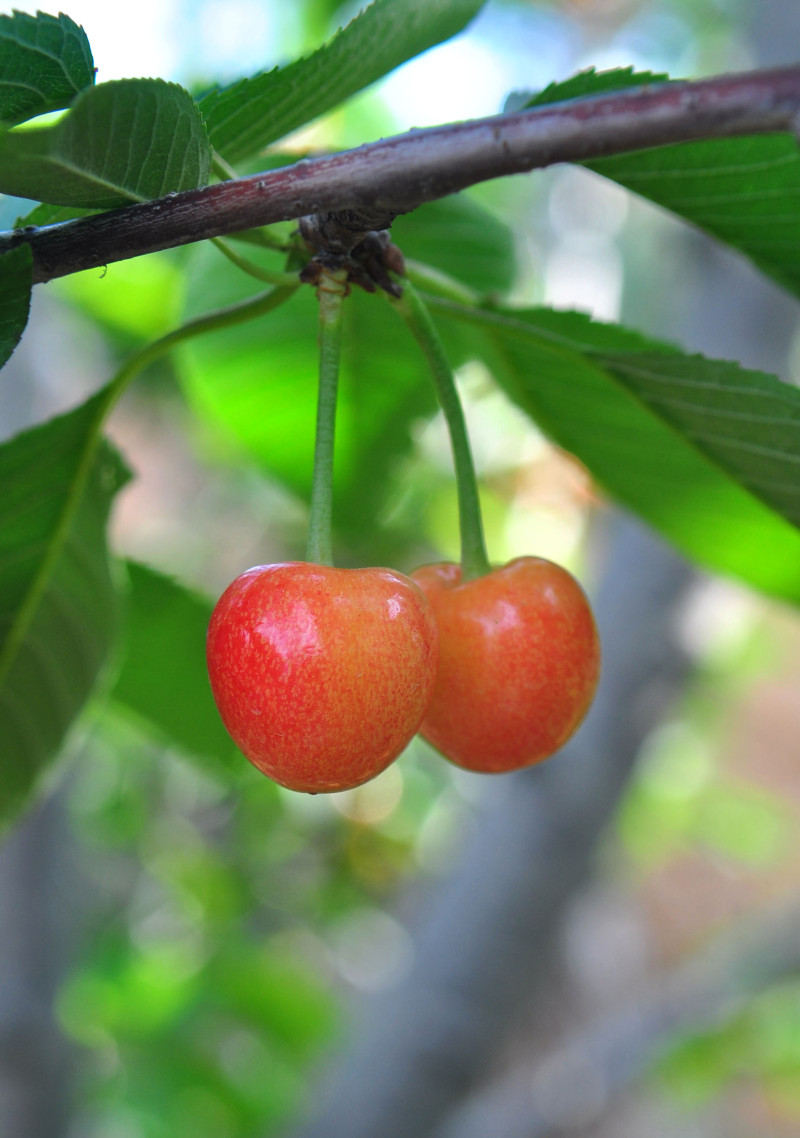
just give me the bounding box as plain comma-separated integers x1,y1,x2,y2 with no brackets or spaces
4,65,800,283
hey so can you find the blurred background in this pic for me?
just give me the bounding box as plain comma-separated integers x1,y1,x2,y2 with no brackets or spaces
1,1,800,1136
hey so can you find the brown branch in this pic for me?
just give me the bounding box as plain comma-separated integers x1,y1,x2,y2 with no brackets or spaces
5,64,800,283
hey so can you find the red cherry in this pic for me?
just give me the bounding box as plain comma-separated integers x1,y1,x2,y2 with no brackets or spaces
206,562,438,793
411,557,600,773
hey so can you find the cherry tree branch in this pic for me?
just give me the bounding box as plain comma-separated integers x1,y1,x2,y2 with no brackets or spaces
4,64,800,283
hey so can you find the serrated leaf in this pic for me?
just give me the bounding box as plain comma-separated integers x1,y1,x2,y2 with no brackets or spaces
0,10,94,126
200,0,486,165
516,65,670,111
178,246,434,535
597,351,800,530
0,78,211,208
0,391,129,825
517,68,800,300
0,245,33,368
429,298,800,604
391,195,516,294
109,560,238,772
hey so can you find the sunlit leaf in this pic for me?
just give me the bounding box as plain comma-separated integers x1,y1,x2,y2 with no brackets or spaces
201,0,486,165
0,10,94,126
0,78,211,207
178,247,435,536
430,297,800,603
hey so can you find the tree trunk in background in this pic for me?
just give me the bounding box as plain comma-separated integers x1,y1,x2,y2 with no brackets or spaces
0,793,75,1138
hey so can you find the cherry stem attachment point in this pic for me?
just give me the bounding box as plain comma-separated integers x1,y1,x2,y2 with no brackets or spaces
306,266,349,566
392,278,490,581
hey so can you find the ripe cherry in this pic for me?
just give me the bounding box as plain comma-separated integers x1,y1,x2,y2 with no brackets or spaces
411,557,600,773
206,561,438,793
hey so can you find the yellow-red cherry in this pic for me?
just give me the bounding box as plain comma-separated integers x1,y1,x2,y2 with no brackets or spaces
206,562,438,793
411,557,600,773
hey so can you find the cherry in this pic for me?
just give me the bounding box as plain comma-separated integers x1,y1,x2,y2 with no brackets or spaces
411,557,600,773
206,561,438,793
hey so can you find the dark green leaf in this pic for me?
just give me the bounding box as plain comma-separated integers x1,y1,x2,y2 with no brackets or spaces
0,245,33,368
109,561,238,772
391,195,516,295
510,65,669,111
200,0,486,165
0,10,94,126
517,68,800,300
0,392,129,825
429,298,800,603
0,78,211,207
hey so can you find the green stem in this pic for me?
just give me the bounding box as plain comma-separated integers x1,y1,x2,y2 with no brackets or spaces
212,237,301,286
306,267,349,566
392,277,490,581
404,258,479,306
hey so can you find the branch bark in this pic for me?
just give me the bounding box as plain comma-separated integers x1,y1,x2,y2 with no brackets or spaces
5,65,800,283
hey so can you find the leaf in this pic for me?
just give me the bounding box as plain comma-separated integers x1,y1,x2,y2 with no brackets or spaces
391,194,516,295
598,351,800,530
0,391,129,825
200,0,486,165
0,245,33,368
429,298,800,604
178,247,435,535
14,201,98,228
0,78,211,208
510,65,670,111
108,560,238,772
0,10,94,126
517,68,800,300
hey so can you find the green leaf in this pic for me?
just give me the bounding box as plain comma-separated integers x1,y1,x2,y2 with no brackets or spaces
391,195,516,295
109,561,238,772
178,248,435,535
0,392,129,825
0,10,94,126
517,68,800,300
510,65,670,111
429,298,800,603
0,78,211,208
0,245,33,368
14,201,98,228
200,0,486,165
598,351,800,530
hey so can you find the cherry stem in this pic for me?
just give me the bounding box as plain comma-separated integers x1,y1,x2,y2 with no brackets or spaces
306,266,349,567
392,278,490,581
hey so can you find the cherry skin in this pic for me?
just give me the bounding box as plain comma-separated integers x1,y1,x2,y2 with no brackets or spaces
411,557,600,773
206,562,438,793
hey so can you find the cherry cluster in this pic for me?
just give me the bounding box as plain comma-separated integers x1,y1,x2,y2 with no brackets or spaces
206,258,600,793
206,555,600,793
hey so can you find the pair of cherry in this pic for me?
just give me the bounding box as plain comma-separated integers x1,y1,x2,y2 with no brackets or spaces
206,555,601,794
